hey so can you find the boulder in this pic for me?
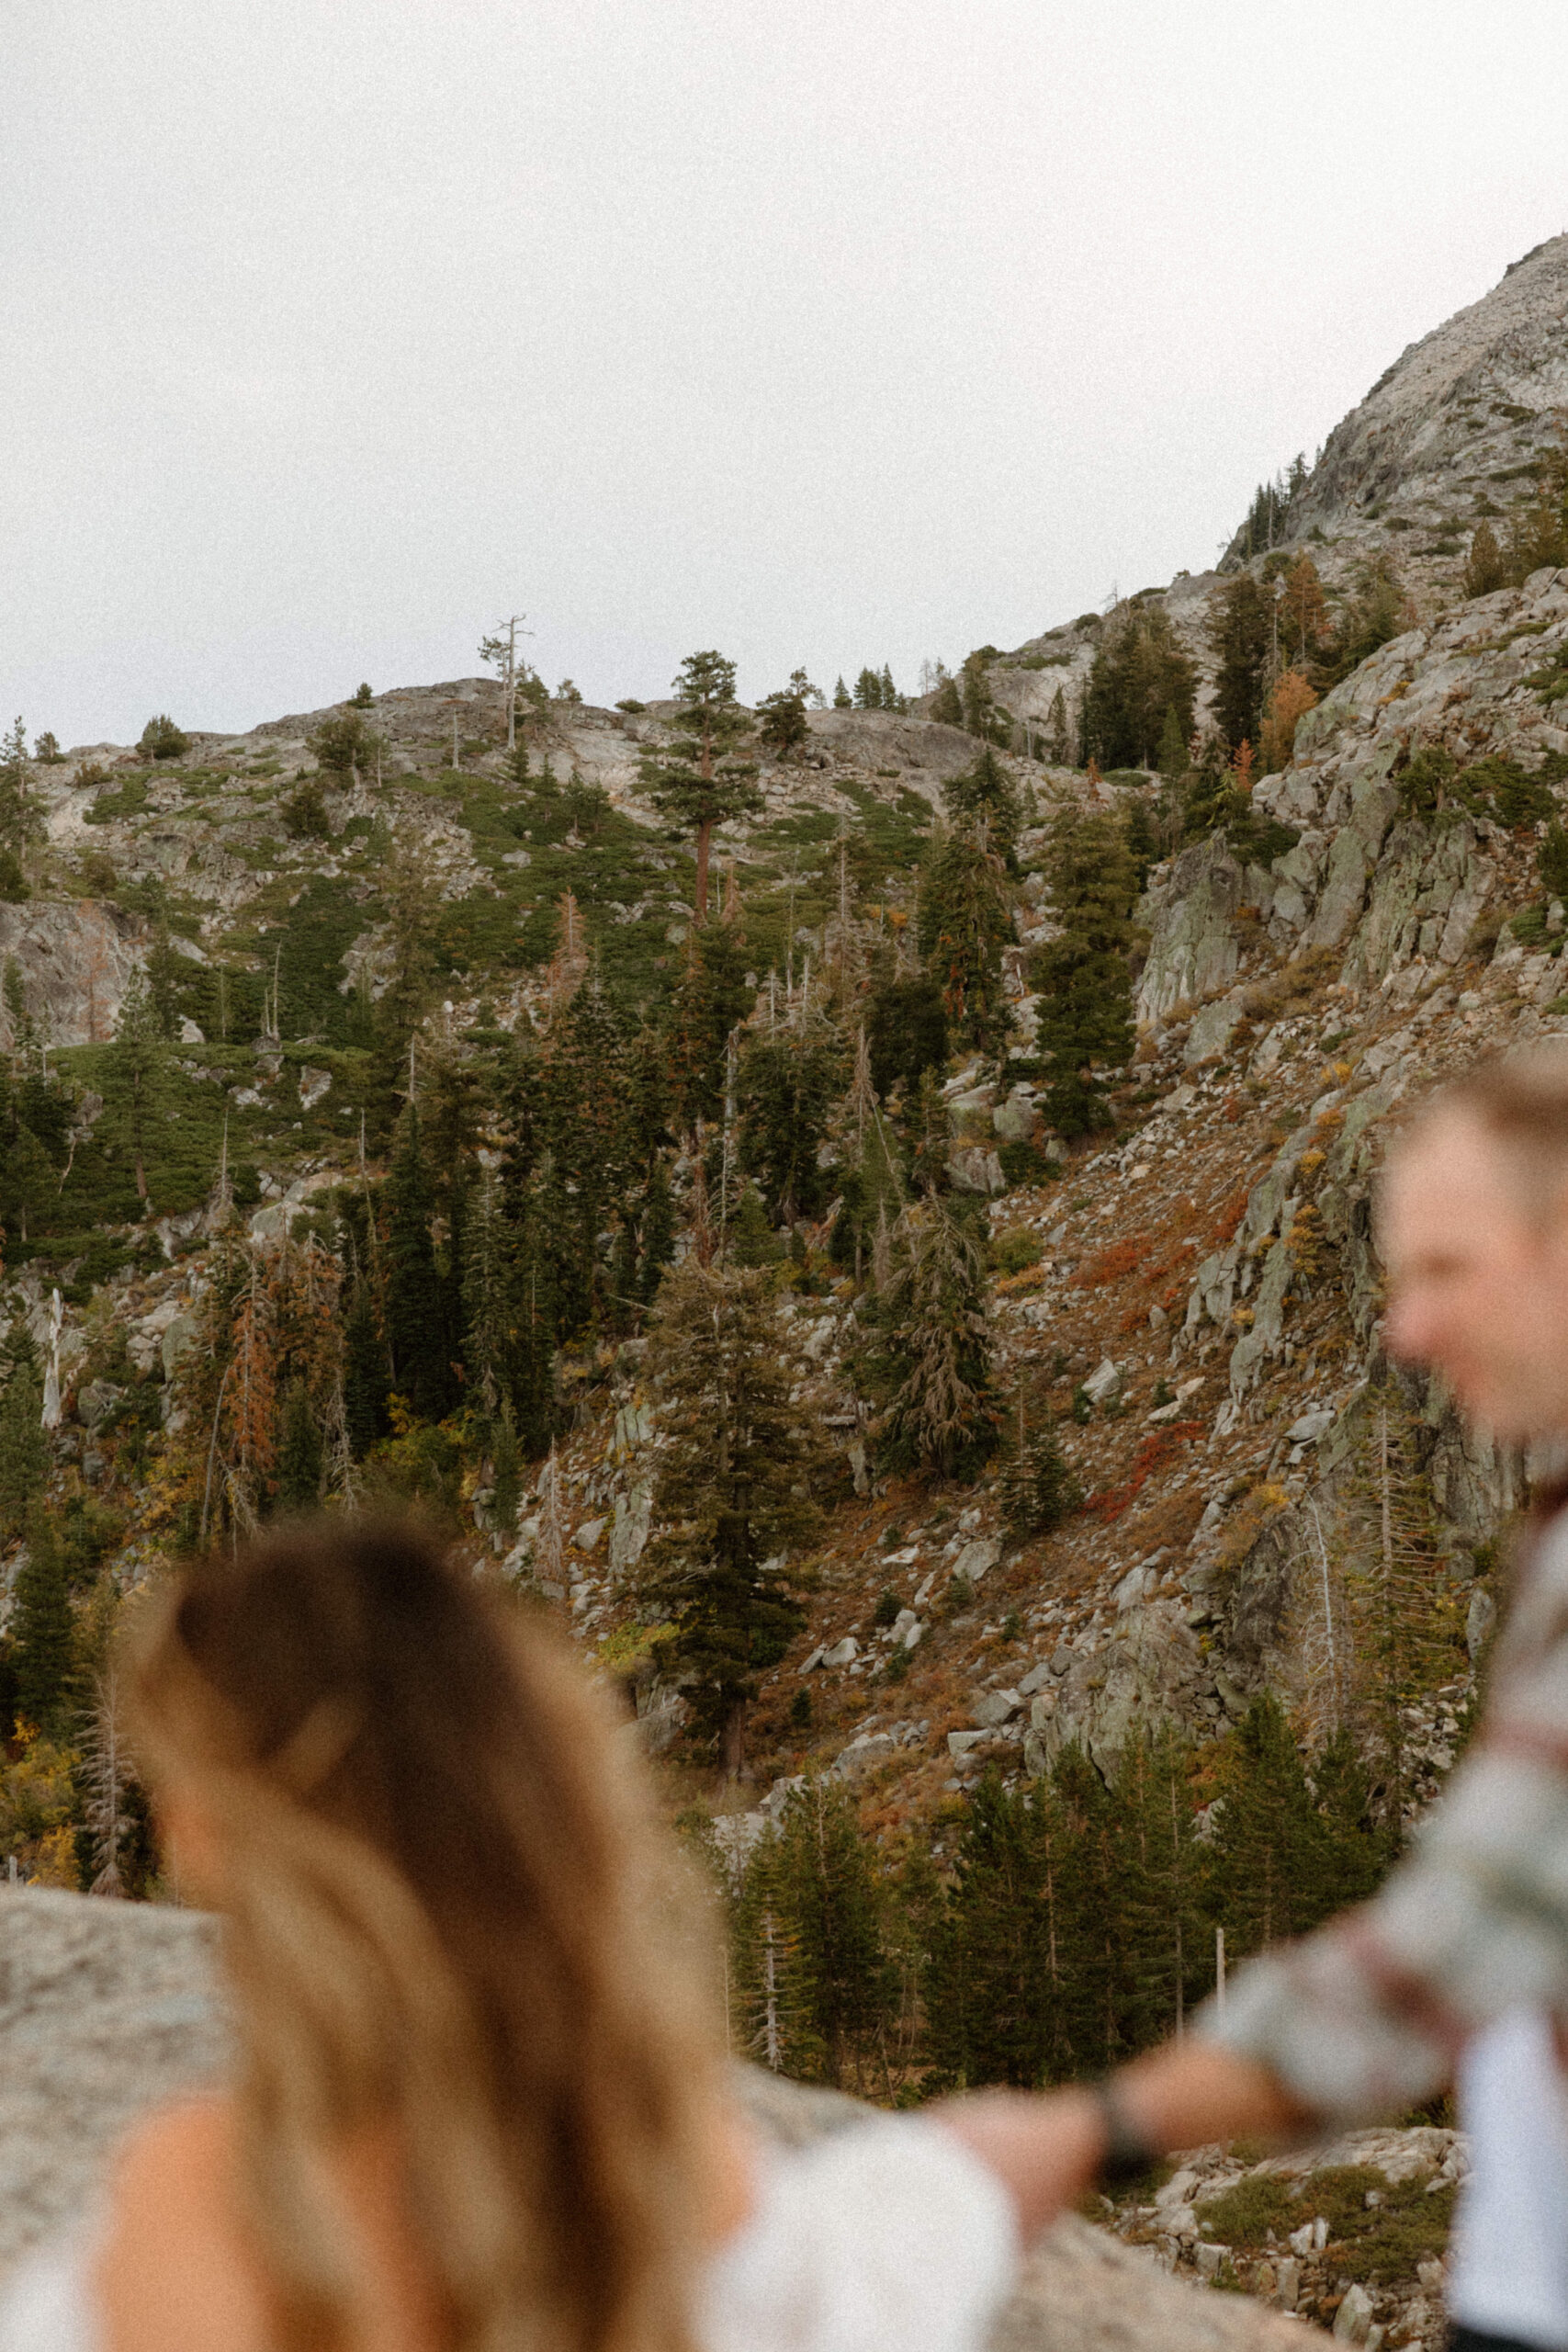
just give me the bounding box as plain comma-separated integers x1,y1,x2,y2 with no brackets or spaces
952,1534,1001,1585
971,1690,1021,1730
821,1636,859,1668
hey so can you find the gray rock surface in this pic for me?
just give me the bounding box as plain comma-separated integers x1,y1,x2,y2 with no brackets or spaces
0,1889,224,2269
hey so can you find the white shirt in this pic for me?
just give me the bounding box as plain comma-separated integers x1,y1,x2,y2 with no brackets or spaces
1450,2007,1568,2350
0,2114,1019,2352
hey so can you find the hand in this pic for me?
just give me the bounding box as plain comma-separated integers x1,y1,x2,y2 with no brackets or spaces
935,2086,1105,2242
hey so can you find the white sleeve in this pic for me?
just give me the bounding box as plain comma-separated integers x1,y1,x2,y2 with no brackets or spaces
0,2240,99,2352
699,2115,1019,2352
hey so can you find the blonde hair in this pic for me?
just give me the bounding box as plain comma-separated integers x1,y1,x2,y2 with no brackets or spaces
127,1519,717,2352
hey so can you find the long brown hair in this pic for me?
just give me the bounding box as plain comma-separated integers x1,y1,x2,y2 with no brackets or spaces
127,1518,717,2352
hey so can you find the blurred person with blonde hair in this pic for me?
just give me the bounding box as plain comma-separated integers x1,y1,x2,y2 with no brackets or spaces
0,1517,1063,2352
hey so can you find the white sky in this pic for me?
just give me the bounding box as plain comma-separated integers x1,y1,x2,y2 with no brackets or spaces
5,0,1568,747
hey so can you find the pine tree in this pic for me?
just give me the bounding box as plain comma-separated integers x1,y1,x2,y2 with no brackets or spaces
1029,808,1136,1136
15,1500,72,1730
276,1377,324,1512
1281,553,1330,668
729,1182,783,1269
868,1196,994,1480
1114,1730,1207,2048
342,1275,388,1458
0,1351,48,1539
1043,686,1081,766
763,1778,895,2090
864,970,947,1102
638,1260,819,1775
1081,605,1198,770
917,825,1012,1053
1464,521,1508,600
461,1164,511,1412
930,674,963,727
941,745,1024,866
1208,1693,1338,1957
107,968,167,1204
730,1826,818,2075
757,689,809,759
736,1029,844,1225
926,1771,1053,2086
1338,1396,1467,1826
382,1106,451,1420
1156,703,1189,779
81,1663,135,1896
1,1121,54,1243
853,667,883,710
664,923,752,1135
640,652,761,922
0,719,28,871
998,1389,1081,1536
832,675,852,709
1540,820,1568,903
1208,574,1269,754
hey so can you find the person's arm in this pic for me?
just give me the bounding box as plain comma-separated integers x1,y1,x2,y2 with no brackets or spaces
936,2045,1307,2241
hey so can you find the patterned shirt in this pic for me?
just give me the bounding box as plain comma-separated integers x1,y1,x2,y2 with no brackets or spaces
1204,1503,1568,2124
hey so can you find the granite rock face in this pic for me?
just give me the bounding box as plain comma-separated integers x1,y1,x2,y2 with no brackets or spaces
0,899,148,1048
0,1888,224,2269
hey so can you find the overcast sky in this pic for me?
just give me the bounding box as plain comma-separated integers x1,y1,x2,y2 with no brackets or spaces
5,0,1568,747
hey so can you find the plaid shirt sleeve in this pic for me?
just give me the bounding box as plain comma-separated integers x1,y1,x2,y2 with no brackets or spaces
1200,1511,1568,2126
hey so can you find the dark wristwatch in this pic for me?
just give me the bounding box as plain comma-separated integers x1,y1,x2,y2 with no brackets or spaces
1094,2077,1161,2188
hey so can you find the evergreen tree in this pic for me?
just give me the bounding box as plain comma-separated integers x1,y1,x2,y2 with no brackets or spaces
1540,820,1568,903
1081,605,1198,770
1208,1693,1341,1956
927,1772,1053,2086
1208,573,1270,753
1029,808,1136,1136
107,968,168,1204
832,675,852,709
998,1389,1081,1536
0,719,28,865
1464,520,1508,599
14,1500,71,1730
1338,1395,1467,1826
864,972,947,1102
1156,703,1189,779
1043,686,1074,767
342,1275,388,1458
1318,557,1410,689
275,1377,324,1512
637,1159,678,1303
729,1182,784,1269
1280,554,1330,668
638,1260,819,1775
664,924,753,1134
917,826,1012,1053
736,1029,844,1225
930,674,964,727
941,745,1024,866
867,1197,994,1479
461,1164,511,1411
729,1825,818,2075
1,1121,55,1243
853,667,883,710
757,688,809,759
879,664,904,713
1114,1731,1207,2048
641,651,761,922
382,1106,451,1420
0,1351,48,1539
765,1778,895,2089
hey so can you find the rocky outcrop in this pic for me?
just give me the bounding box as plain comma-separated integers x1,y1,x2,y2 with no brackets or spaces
1136,840,1245,1024
0,899,147,1047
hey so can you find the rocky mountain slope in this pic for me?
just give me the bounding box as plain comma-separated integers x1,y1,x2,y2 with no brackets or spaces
9,230,1568,2352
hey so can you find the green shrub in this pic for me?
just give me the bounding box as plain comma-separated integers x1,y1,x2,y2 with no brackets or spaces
1196,2174,1296,2246
138,714,188,761
1511,902,1548,941
989,1225,1043,1275
0,849,28,901
872,1588,901,1627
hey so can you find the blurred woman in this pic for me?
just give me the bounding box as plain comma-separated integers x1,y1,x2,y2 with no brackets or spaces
0,1521,1027,2352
